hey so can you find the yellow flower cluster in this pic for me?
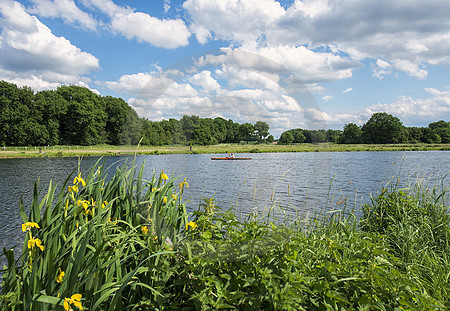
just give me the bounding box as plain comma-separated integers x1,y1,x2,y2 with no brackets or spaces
22,221,40,232
186,221,197,230
68,185,78,193
161,170,169,182
56,268,65,283
141,226,149,234
23,221,44,252
28,237,44,251
73,173,86,186
178,177,189,189
77,199,93,216
64,293,83,310
68,173,86,193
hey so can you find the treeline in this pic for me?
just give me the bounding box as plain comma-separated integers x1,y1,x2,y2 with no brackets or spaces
141,118,272,146
280,112,450,144
3,81,448,147
0,81,271,146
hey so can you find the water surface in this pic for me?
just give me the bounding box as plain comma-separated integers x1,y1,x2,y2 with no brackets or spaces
1,151,448,267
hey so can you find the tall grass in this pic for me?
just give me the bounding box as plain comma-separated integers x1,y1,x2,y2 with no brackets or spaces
1,161,448,310
1,159,188,310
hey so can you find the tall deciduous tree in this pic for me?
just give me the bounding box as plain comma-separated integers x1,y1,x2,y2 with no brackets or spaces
34,90,67,145
279,131,294,144
428,120,450,143
57,86,107,145
254,121,270,143
239,123,254,143
362,113,406,144
338,123,362,144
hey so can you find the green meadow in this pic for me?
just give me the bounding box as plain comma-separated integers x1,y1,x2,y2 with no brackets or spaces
1,160,448,310
1,142,449,158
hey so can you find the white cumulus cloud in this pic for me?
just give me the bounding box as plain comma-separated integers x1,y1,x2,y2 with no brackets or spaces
84,0,190,49
183,0,285,46
28,0,97,30
189,70,220,93
0,0,99,90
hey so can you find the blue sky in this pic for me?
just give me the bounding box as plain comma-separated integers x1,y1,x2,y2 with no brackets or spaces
0,0,449,137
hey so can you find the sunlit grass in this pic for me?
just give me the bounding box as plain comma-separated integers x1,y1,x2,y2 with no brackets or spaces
0,142,449,158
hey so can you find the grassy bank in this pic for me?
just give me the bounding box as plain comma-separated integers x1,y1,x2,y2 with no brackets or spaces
1,161,449,310
1,142,450,158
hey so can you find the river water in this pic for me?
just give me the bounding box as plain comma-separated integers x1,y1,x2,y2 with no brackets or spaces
1,151,449,268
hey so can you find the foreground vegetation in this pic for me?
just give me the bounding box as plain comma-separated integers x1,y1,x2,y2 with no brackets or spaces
1,161,449,310
1,142,450,158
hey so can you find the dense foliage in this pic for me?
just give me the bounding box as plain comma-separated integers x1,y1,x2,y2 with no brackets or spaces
2,81,449,147
0,81,270,147
279,128,342,144
1,162,448,310
279,112,450,145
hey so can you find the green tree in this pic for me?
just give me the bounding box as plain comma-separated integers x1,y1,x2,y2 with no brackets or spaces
326,129,342,143
0,81,49,146
57,86,107,145
428,120,450,143
119,106,142,145
191,119,216,145
180,115,200,143
406,127,423,143
362,113,406,144
254,121,270,143
34,90,68,145
239,123,254,143
104,96,131,145
293,130,306,143
310,129,327,143
279,131,294,144
225,119,240,143
338,123,362,144
212,117,228,143
422,127,441,143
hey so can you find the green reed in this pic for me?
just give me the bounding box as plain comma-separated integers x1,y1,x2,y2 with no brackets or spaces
1,159,188,310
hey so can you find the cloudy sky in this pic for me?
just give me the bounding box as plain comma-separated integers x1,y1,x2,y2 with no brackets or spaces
1,0,449,136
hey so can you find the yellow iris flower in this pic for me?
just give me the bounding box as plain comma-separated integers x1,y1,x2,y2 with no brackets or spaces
64,294,83,311
186,221,197,230
28,237,44,251
178,177,189,189
68,185,78,193
22,222,40,232
141,226,149,234
77,200,89,210
102,201,108,209
56,268,65,283
161,170,169,181
73,173,86,187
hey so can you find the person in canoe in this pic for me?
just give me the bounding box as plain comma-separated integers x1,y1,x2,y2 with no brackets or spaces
228,153,235,159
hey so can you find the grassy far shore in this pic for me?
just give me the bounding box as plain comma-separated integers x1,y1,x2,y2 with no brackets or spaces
1,142,450,158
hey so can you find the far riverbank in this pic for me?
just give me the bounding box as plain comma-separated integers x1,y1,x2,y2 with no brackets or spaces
1,142,449,158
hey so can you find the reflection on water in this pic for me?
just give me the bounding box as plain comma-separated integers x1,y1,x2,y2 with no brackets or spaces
1,151,449,267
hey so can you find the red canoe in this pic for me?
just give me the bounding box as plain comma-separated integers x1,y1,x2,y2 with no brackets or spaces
211,157,252,160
